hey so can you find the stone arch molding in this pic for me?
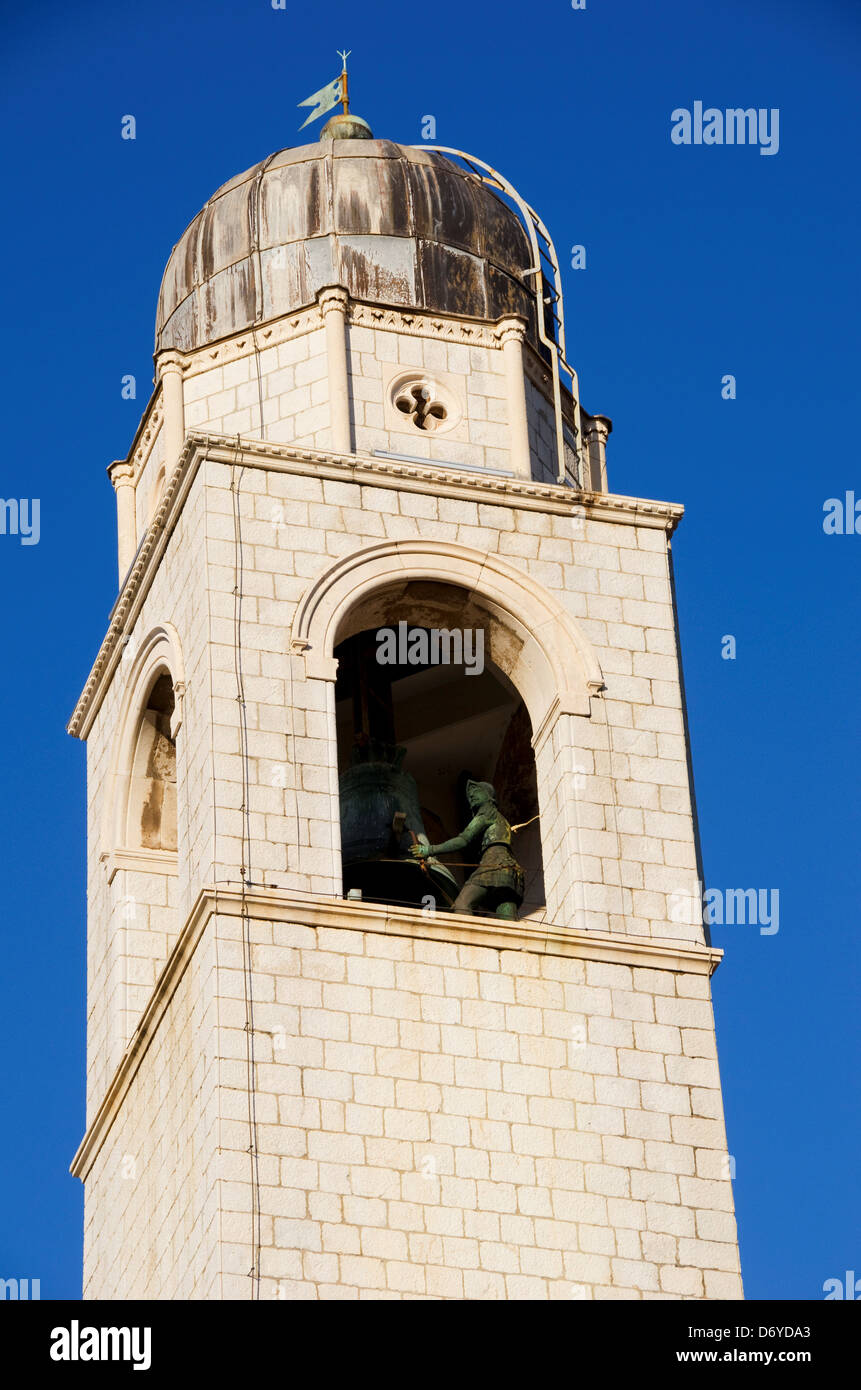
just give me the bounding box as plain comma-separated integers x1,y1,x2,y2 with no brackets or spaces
102,622,186,863
291,540,604,745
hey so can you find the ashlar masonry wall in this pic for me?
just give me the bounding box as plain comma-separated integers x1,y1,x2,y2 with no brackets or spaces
220,903,742,1301
78,894,742,1300
80,921,220,1299
74,435,741,1300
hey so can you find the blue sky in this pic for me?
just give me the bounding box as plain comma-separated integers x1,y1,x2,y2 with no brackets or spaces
0,0,858,1300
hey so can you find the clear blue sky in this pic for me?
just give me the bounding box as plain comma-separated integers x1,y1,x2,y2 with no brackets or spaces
1,0,858,1300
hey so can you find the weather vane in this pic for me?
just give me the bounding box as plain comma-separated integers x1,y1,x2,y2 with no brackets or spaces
297,49,352,130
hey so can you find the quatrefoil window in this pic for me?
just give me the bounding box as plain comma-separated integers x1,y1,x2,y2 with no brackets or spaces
394,382,449,432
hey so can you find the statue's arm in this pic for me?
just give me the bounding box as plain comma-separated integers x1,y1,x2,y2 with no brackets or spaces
428,833,469,855
425,813,486,856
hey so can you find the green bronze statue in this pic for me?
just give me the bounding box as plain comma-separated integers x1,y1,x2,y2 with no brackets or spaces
410,779,525,919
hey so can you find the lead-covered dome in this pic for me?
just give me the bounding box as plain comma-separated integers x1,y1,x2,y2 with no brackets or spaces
155,140,537,355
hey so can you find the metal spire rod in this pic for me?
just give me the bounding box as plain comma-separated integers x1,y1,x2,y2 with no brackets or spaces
337,49,351,114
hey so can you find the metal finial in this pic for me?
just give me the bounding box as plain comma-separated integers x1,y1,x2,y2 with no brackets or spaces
337,50,351,113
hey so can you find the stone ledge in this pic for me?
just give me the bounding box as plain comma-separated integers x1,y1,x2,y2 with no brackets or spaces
101,847,178,882
70,882,720,1182
212,885,719,973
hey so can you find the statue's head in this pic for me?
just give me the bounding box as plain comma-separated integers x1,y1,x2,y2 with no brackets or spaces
466,779,496,810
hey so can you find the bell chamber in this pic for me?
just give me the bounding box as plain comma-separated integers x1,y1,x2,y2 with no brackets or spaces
334,622,544,914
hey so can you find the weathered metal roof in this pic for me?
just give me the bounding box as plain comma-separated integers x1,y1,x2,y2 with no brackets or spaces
155,140,537,354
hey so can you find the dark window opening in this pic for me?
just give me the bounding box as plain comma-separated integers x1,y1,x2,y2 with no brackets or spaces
334,623,544,916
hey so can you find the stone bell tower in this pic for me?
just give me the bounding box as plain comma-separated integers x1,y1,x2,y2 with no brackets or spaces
69,108,743,1300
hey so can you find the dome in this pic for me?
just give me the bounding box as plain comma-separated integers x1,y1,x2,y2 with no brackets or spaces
155,139,537,355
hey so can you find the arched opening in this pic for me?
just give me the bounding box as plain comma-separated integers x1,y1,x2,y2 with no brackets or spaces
333,581,545,916
125,671,177,852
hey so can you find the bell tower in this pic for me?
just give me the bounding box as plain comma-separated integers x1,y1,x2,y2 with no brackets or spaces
69,112,743,1300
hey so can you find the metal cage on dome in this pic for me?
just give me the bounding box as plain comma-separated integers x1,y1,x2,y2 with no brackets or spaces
412,146,584,487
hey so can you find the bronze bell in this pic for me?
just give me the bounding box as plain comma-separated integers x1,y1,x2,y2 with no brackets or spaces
339,739,458,909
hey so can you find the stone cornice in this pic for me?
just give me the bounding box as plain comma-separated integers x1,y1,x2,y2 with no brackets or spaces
214,886,721,974
181,303,325,385
154,298,509,392
69,431,203,740
154,297,564,394
153,301,324,387
350,300,502,350
68,430,684,740
101,847,178,883
70,883,722,1182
